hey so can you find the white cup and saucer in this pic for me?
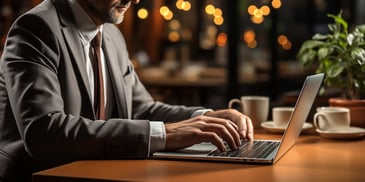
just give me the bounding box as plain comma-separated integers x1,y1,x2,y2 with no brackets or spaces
261,107,313,133
314,107,365,139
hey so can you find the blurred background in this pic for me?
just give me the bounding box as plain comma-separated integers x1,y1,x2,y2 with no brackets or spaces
1,0,365,110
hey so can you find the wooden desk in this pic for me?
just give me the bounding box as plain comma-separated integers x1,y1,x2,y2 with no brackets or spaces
33,131,365,182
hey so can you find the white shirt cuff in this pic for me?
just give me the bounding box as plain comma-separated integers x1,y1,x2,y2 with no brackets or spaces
149,121,166,155
191,109,213,118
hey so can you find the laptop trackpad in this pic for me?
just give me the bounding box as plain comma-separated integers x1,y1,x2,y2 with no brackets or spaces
177,142,216,154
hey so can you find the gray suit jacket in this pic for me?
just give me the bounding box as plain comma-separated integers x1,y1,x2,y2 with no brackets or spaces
0,0,202,180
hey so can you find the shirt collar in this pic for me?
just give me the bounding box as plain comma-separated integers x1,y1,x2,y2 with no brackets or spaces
68,0,103,44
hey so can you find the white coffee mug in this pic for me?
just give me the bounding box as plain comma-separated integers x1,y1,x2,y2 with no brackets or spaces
228,96,269,128
272,107,295,128
313,107,350,131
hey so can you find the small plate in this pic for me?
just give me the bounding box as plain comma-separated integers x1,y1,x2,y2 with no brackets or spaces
261,121,313,133
316,127,365,140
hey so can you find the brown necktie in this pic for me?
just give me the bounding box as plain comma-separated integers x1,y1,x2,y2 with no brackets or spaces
91,31,105,120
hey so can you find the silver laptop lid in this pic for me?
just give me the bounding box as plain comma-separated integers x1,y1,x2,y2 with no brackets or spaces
273,73,324,163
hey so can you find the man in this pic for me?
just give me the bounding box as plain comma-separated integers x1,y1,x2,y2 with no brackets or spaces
0,0,254,181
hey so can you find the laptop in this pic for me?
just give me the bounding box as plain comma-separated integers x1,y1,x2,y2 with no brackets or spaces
153,73,324,164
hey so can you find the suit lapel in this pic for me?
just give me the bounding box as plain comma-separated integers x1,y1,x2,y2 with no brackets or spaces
53,0,94,115
62,28,92,99
102,30,130,118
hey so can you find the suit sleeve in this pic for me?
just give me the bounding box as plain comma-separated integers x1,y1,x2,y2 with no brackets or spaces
131,66,205,122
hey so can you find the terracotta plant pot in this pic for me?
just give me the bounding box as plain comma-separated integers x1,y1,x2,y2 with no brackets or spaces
328,98,365,128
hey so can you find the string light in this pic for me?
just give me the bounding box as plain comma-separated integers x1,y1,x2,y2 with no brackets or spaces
168,31,180,42
176,0,191,11
272,0,282,9
243,29,258,48
160,6,170,17
205,4,215,15
137,1,223,26
248,5,257,15
169,19,181,30
277,35,292,50
133,1,287,51
251,16,264,24
205,4,224,26
247,5,271,24
176,0,184,10
261,5,270,15
136,0,224,46
216,32,227,47
214,16,224,25
243,30,256,43
182,1,191,11
214,8,223,17
160,6,174,20
137,8,148,19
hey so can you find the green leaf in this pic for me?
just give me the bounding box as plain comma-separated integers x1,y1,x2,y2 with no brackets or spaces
351,47,365,56
298,40,324,53
328,13,348,32
327,64,344,77
333,32,340,40
362,63,365,72
312,34,330,40
330,43,344,53
347,33,354,45
318,48,328,60
351,48,365,64
298,50,316,66
356,25,365,33
328,24,337,33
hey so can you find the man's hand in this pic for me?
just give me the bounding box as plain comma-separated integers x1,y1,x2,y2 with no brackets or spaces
164,109,253,152
204,109,254,140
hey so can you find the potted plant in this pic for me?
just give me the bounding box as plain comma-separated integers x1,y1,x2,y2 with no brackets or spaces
296,11,365,127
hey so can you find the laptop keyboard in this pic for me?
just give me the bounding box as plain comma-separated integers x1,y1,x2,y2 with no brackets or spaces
208,140,280,158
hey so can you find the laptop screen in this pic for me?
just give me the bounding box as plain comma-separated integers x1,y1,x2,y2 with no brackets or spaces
273,73,324,163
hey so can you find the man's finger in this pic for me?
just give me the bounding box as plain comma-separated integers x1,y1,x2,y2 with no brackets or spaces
246,117,254,140
201,123,238,150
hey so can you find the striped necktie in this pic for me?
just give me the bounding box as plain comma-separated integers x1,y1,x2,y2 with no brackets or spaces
90,31,105,120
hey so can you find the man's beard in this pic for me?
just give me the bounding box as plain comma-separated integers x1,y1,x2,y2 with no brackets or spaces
87,0,125,24
105,7,124,24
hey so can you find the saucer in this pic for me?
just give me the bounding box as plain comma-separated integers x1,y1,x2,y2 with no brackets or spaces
316,127,365,140
261,121,313,133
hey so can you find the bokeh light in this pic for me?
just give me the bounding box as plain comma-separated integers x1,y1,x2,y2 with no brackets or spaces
216,32,227,47
137,8,148,19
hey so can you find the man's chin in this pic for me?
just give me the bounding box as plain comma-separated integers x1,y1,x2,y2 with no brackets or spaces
106,13,124,24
